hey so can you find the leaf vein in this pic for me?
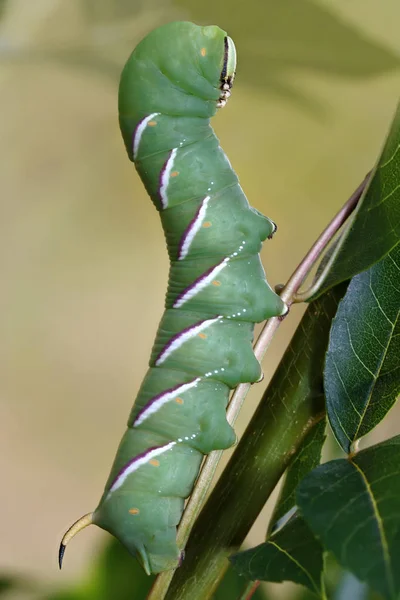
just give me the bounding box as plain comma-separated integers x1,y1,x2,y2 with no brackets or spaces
350,460,395,598
267,540,319,594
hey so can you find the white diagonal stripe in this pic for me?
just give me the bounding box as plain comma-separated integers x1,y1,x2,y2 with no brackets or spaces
132,113,160,160
108,442,176,494
178,196,210,260
155,317,222,366
159,148,178,209
173,259,230,308
134,378,200,426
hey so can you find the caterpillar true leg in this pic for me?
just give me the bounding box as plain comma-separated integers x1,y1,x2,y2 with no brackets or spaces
59,21,286,575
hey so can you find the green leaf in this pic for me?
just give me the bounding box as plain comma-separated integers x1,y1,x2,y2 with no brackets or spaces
271,419,326,528
230,513,324,597
297,436,400,600
315,102,400,296
324,244,400,453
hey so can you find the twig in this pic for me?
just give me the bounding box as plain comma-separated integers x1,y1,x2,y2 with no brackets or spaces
238,580,260,600
146,175,367,600
293,172,370,303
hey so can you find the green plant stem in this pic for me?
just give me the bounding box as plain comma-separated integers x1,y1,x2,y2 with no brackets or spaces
147,178,362,600
321,576,328,600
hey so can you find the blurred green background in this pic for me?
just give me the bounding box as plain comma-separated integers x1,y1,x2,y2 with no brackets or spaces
1,0,399,598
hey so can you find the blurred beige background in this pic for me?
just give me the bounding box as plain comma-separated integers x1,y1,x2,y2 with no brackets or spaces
1,0,399,597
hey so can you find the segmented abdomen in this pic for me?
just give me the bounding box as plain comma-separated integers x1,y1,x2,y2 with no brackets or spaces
92,113,285,574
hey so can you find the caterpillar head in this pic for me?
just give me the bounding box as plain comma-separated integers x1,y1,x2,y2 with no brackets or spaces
118,21,237,158
217,35,237,108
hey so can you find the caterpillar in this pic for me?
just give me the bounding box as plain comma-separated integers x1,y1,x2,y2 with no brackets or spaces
59,21,286,575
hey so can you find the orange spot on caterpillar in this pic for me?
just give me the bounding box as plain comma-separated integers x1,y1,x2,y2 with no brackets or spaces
203,221,212,228
198,333,207,339
148,121,157,126
175,397,184,404
129,508,140,515
171,171,179,177
200,48,207,57
149,459,160,467
212,280,221,286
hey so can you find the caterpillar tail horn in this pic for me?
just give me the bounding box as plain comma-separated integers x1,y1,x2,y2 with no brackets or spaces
58,512,94,569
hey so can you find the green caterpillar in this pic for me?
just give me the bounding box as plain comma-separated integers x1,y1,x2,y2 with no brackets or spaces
59,20,286,575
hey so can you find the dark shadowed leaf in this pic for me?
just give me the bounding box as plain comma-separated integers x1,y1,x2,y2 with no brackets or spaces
315,103,400,296
325,244,400,453
271,419,326,527
297,436,400,600
230,513,324,597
